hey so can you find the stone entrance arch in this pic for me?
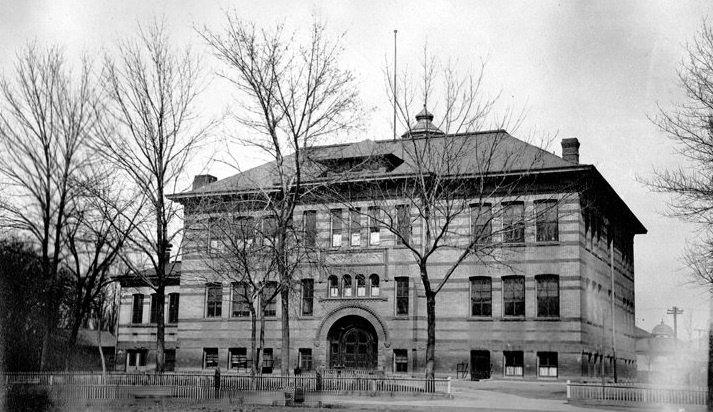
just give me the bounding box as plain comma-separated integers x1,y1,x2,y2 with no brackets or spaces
327,315,377,369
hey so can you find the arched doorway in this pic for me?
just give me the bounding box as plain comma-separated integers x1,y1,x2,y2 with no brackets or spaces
327,315,378,369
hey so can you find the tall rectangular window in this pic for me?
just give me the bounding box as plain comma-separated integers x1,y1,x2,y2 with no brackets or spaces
206,283,222,318
127,349,147,368
350,208,361,247
168,293,179,324
262,348,274,371
470,277,492,317
394,349,408,373
536,275,559,318
504,351,524,376
396,204,410,245
263,282,277,317
164,349,176,371
150,293,160,324
232,282,251,317
237,216,256,248
503,202,525,244
331,209,343,247
535,200,559,242
395,277,409,315
302,279,314,316
503,276,525,317
299,348,313,371
204,348,218,368
132,294,144,324
368,206,380,245
263,216,277,244
538,352,558,377
303,210,317,247
471,203,492,244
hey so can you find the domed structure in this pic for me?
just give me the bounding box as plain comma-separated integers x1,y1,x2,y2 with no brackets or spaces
401,105,445,138
651,321,674,338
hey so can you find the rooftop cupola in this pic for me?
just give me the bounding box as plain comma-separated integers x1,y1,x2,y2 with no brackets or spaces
401,105,445,138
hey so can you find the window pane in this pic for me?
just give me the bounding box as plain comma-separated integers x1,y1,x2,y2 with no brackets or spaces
470,277,492,317
331,209,342,247
232,283,251,317
207,284,222,318
264,282,277,317
503,202,525,243
396,277,409,315
263,216,277,242
394,349,408,372
150,294,160,324
303,210,317,247
471,204,492,244
342,275,352,297
536,275,559,317
370,274,380,297
328,275,339,297
396,205,410,245
503,276,525,317
302,279,314,315
204,348,218,368
536,201,559,242
350,209,361,247
132,294,144,324
368,207,380,245
168,293,179,324
299,348,313,371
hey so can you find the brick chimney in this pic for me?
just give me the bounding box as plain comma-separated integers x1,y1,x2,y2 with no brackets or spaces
192,174,217,190
561,138,580,164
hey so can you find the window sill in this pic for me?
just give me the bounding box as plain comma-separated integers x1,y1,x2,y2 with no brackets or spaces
501,316,526,321
533,241,560,246
534,317,560,321
392,315,410,320
502,242,526,248
467,317,493,321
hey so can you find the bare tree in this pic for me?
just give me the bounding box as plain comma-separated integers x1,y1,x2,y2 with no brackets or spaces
330,52,566,381
95,20,212,372
648,21,713,408
0,44,101,370
198,15,360,373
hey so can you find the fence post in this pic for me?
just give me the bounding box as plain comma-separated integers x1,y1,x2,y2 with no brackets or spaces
565,380,570,402
447,377,451,396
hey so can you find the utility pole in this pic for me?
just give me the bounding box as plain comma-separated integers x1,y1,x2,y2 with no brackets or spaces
393,29,397,141
667,306,684,347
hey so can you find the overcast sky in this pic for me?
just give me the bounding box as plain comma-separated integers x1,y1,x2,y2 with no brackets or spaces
1,0,711,335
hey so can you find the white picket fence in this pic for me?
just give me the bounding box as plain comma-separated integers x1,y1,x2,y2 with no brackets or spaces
566,380,708,406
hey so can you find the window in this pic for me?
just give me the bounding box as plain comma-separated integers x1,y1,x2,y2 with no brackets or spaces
504,351,524,376
396,205,411,245
538,352,558,377
206,283,222,318
150,293,160,324
535,200,559,242
262,348,274,370
237,216,256,248
503,202,525,244
350,209,361,247
165,349,176,371
369,274,380,297
331,209,343,247
356,274,366,297
503,276,525,317
368,206,381,245
328,275,339,297
127,349,147,368
536,275,559,318
471,203,492,243
302,279,314,315
263,216,277,244
132,294,144,324
263,282,277,317
303,210,317,247
470,277,492,317
232,282,251,317
204,348,219,368
229,347,248,370
299,348,313,371
342,275,352,297
168,293,179,324
394,349,408,373
396,277,409,315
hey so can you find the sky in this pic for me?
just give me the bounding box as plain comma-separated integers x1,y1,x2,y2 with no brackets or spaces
1,0,711,336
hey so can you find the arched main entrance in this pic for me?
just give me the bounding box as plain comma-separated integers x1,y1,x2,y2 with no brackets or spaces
326,315,378,369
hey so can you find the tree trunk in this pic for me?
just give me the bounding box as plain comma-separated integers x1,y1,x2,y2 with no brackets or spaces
97,323,106,380
258,307,266,375
425,290,436,382
250,306,258,377
281,287,290,375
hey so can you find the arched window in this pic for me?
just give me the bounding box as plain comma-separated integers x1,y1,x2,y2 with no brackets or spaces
342,275,352,297
369,274,380,297
328,275,339,297
356,274,366,297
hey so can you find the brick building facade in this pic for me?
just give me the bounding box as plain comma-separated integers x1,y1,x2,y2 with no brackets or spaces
116,115,645,380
